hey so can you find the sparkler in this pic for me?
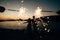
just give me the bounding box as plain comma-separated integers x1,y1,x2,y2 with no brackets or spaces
34,7,42,18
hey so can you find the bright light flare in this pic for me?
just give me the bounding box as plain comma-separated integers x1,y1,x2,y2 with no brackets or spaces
21,0,24,3
19,7,27,14
34,7,42,18
19,7,28,19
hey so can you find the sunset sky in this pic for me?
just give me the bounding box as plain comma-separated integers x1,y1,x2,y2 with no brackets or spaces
0,0,60,20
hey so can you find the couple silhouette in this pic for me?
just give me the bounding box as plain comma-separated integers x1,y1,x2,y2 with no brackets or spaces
26,16,38,33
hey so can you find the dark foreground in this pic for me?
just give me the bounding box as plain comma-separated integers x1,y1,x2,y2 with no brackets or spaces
0,15,60,40
0,28,60,40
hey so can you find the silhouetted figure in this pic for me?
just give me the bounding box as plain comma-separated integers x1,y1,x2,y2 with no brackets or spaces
31,16,39,39
32,16,37,30
25,18,33,39
27,18,32,31
23,18,32,33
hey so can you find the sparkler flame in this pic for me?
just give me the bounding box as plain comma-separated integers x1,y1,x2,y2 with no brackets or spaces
34,7,42,18
19,7,28,19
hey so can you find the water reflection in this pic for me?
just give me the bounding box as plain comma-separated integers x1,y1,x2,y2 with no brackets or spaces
0,21,28,29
